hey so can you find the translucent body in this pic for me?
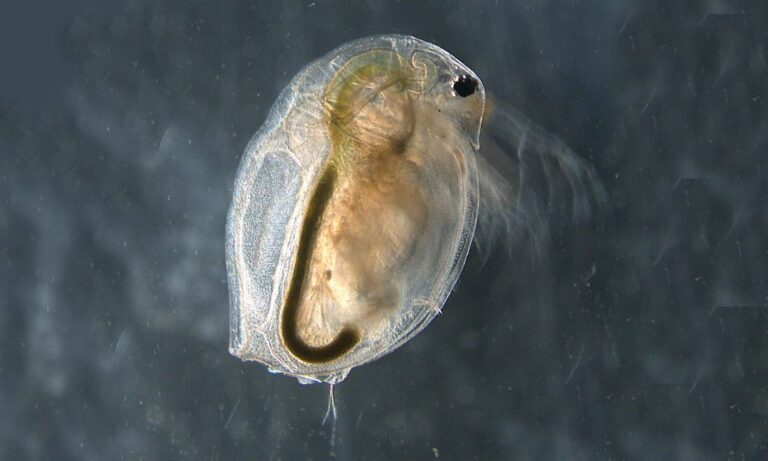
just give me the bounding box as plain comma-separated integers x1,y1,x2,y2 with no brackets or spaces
227,36,484,383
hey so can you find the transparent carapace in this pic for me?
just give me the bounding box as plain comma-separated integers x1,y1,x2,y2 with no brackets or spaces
226,35,485,383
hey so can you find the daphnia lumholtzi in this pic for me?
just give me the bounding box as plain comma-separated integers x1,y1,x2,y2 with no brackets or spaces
226,35,601,384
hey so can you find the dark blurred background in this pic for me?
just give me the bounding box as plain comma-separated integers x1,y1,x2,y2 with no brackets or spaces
1,1,767,459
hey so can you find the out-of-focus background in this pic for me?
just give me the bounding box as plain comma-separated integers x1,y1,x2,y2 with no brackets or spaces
1,1,767,459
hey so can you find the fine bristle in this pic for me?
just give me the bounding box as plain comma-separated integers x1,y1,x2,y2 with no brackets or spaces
473,100,607,263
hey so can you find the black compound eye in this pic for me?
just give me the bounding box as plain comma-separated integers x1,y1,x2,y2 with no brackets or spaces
453,74,478,97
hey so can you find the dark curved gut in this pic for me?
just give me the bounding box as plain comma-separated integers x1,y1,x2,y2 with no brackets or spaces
279,167,360,363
